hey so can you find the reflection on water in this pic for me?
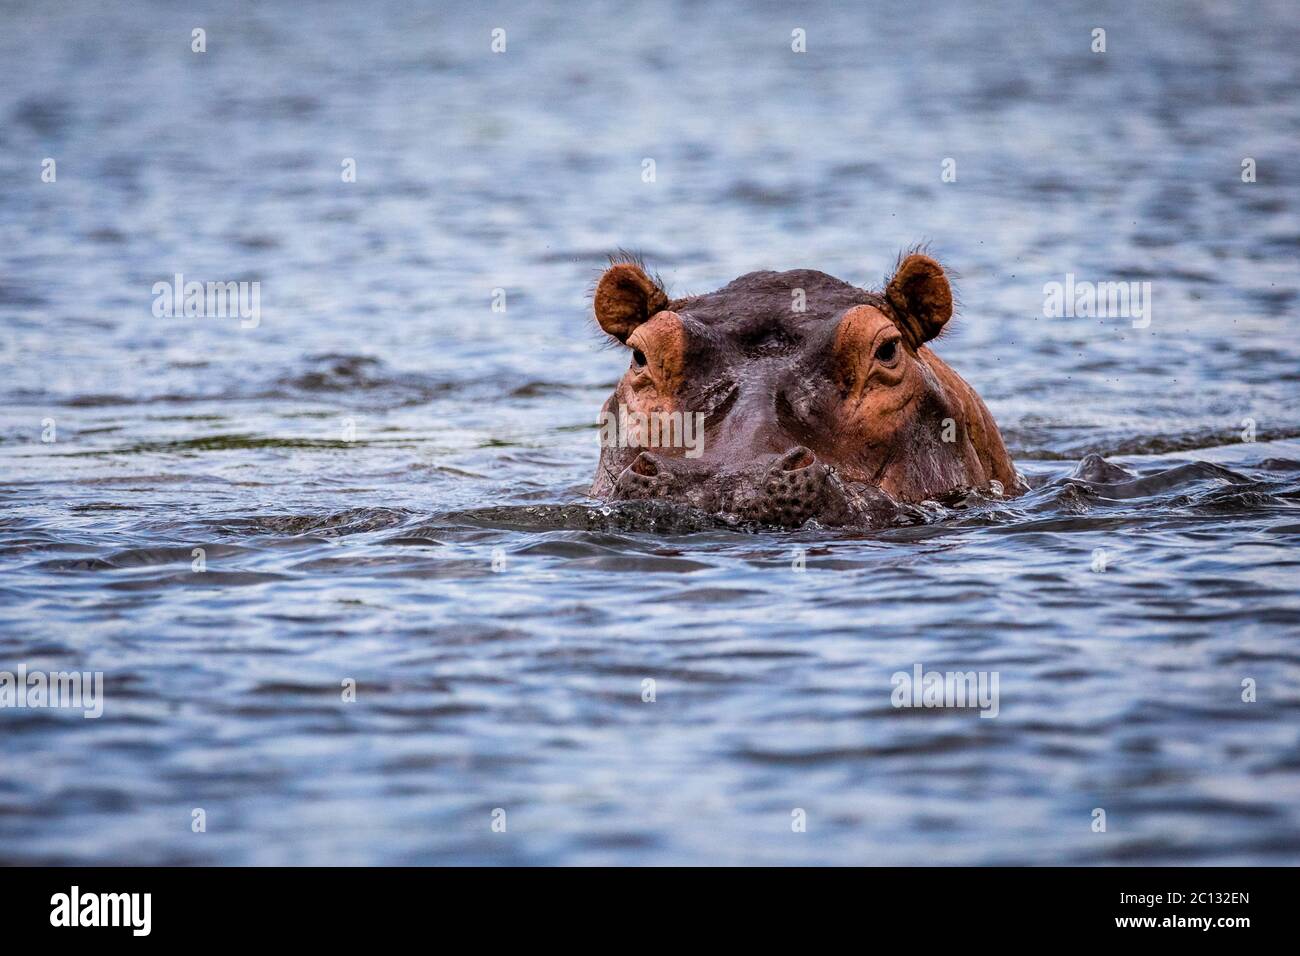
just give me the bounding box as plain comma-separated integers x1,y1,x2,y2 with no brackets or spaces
1,0,1298,865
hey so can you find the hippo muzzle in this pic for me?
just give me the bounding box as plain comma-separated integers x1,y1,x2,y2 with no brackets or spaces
611,445,879,528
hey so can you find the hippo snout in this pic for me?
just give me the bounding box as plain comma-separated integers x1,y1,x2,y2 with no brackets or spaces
612,446,850,527
756,446,832,524
614,452,670,498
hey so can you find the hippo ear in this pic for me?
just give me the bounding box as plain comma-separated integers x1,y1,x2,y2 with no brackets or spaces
885,254,953,348
594,262,669,343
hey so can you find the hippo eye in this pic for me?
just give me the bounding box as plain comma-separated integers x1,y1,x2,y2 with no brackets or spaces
875,340,898,363
632,349,647,368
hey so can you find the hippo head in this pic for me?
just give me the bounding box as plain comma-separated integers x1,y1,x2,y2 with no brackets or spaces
590,253,1021,527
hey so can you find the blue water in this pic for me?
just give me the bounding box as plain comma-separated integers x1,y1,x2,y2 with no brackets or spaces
1,0,1298,864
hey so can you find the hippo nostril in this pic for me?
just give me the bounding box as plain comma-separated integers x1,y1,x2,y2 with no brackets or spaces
779,446,816,473
631,453,661,478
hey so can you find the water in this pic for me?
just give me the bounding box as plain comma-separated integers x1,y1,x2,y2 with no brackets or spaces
1,0,1298,865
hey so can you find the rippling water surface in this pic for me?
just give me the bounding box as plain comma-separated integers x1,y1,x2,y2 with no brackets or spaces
2,0,1298,865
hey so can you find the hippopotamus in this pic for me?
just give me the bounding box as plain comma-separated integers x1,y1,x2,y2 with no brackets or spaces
590,252,1024,528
